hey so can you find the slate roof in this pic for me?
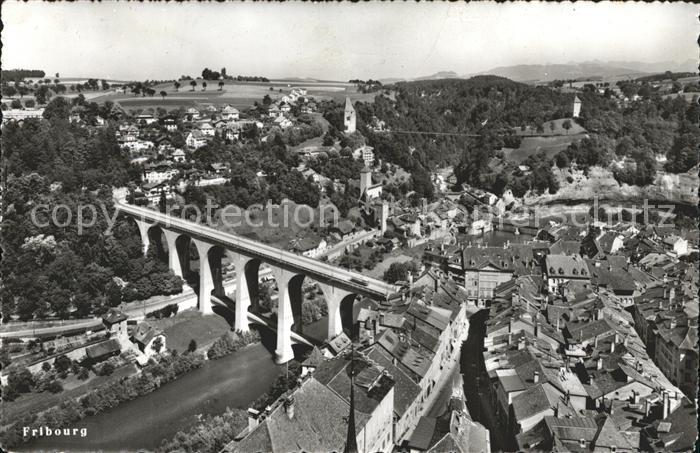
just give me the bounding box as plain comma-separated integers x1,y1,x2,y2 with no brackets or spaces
102,309,128,326
85,338,121,359
228,378,351,453
545,254,590,279
366,345,421,415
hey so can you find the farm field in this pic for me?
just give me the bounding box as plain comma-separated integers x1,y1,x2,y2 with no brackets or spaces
514,117,587,136
89,78,378,113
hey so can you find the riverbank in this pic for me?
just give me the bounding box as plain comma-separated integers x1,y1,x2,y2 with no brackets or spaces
19,343,280,452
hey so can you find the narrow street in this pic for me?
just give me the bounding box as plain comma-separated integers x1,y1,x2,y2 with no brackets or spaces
460,309,509,452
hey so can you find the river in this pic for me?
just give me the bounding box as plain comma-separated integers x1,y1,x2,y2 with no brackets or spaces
23,342,281,452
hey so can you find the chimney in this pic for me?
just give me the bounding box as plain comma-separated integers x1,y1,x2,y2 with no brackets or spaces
579,439,586,449
247,408,260,432
518,338,526,350
533,371,540,383
556,318,560,330
284,397,295,420
662,391,670,419
610,341,615,354
669,318,677,329
594,335,599,349
507,332,512,345
632,390,640,404
644,398,650,417
597,357,603,370
623,336,629,348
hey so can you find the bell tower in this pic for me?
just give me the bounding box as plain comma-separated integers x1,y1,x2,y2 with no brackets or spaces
344,97,356,133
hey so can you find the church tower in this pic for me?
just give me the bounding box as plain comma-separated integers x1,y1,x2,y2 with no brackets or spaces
359,165,372,197
573,95,582,118
344,97,356,133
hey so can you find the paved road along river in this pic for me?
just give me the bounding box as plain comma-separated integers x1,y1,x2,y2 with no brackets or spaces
23,342,281,452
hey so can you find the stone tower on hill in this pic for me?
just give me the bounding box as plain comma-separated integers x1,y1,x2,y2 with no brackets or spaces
573,95,582,118
344,97,356,133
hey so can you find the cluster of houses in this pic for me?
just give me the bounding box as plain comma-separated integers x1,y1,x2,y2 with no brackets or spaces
420,215,698,451
226,270,490,453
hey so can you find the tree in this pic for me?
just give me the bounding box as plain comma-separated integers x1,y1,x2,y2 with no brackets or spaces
98,362,115,376
562,119,572,134
218,80,224,91
160,90,167,100
158,191,167,213
549,121,556,134
383,261,418,283
188,339,197,353
54,354,72,373
190,80,197,91
174,81,181,92
47,380,63,393
262,94,272,105
42,362,52,372
202,81,207,91
151,336,164,353
10,99,22,109
2,85,17,97
35,85,51,104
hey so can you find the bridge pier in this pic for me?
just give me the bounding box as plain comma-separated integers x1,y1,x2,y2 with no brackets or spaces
162,229,183,278
192,239,214,315
134,219,153,256
271,268,298,364
318,283,355,340
228,251,255,333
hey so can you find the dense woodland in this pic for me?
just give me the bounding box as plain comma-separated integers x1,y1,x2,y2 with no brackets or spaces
1,101,182,321
341,75,698,197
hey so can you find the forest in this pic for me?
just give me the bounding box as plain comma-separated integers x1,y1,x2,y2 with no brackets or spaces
339,75,698,197
1,102,182,321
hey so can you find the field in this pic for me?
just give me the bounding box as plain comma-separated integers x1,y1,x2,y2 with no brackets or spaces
503,132,588,163
149,310,230,353
89,78,378,113
514,118,588,136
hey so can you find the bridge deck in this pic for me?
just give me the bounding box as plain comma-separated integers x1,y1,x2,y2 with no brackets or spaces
117,201,397,299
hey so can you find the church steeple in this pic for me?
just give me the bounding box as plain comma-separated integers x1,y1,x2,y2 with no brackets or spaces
343,346,358,453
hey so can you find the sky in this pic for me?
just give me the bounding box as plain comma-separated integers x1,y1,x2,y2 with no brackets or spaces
2,2,697,81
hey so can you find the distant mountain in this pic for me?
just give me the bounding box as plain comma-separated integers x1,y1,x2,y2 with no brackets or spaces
474,60,696,83
379,71,461,84
599,59,697,74
474,62,650,83
413,71,461,81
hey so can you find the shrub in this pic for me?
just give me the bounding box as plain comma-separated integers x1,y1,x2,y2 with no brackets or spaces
41,362,52,372
77,367,90,381
97,362,115,376
46,380,63,394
